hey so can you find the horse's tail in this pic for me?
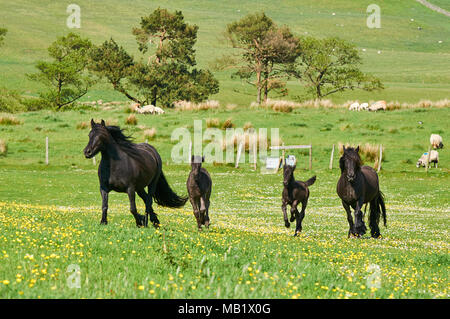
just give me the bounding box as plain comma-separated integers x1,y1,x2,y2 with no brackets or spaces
378,191,387,227
305,175,316,187
153,171,188,208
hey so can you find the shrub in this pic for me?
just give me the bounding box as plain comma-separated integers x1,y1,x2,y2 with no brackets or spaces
0,88,25,113
0,115,21,125
143,128,157,140
0,139,7,156
174,100,220,111
206,118,220,128
221,118,235,130
76,121,89,130
125,114,138,125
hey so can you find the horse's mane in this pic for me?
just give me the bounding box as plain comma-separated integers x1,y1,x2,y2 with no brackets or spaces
339,147,362,172
105,126,145,162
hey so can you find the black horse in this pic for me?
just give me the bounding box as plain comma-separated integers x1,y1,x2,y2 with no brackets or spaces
336,146,387,238
83,119,187,227
187,155,212,230
282,160,316,236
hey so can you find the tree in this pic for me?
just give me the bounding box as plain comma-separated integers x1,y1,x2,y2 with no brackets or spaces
218,12,300,104
0,28,7,47
90,8,218,107
89,38,141,103
289,37,383,99
131,8,218,106
28,32,93,109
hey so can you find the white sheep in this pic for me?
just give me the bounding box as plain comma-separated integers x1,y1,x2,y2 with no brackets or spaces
358,103,369,111
137,104,156,114
416,150,439,168
368,100,386,111
349,102,359,111
154,106,165,114
430,134,443,149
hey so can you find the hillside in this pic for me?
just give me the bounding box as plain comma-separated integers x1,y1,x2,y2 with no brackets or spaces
0,0,449,104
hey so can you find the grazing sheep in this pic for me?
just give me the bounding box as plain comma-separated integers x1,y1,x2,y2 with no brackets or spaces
154,106,165,114
358,103,369,111
430,134,444,149
349,102,359,111
368,100,386,111
416,150,439,168
137,105,156,114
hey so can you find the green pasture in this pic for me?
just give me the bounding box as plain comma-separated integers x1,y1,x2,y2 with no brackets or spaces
0,105,448,298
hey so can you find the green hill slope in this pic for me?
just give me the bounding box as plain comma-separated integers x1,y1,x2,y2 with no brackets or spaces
0,0,449,104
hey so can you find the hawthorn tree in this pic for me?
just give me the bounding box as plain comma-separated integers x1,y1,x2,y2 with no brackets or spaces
289,37,383,99
218,12,300,104
28,32,93,109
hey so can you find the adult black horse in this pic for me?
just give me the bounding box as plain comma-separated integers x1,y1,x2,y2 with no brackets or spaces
83,119,187,227
337,146,387,238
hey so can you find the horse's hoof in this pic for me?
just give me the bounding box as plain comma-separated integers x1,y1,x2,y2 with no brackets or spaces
294,231,301,237
285,221,290,228
100,220,107,225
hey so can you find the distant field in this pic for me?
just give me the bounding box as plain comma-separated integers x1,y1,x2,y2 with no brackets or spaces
0,0,449,104
0,105,448,298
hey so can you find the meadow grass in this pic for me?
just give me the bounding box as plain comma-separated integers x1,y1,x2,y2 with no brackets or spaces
0,0,449,105
0,105,448,298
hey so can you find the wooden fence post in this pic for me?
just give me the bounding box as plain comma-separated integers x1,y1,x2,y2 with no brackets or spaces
45,137,49,165
377,145,383,172
329,144,335,170
309,143,312,170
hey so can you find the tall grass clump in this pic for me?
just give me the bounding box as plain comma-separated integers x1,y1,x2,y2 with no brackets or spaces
0,115,21,125
338,142,385,166
143,128,157,140
125,114,138,125
174,100,220,111
0,139,7,157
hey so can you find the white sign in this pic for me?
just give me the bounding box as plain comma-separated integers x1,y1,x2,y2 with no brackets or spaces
266,157,280,169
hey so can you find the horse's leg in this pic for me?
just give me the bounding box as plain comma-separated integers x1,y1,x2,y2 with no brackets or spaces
137,189,154,228
199,196,207,226
294,200,306,237
147,176,160,227
127,188,144,227
354,198,367,237
100,188,108,225
369,198,381,238
342,201,356,238
190,197,202,230
282,202,290,228
204,195,211,228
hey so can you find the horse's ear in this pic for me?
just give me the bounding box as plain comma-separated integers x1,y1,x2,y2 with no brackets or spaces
342,145,346,152
90,119,95,128
101,119,106,127
356,146,360,153
202,156,205,163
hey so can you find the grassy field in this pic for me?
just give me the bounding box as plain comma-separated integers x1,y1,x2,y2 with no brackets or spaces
0,105,448,298
1,0,450,104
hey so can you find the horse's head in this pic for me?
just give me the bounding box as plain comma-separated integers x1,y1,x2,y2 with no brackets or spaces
83,119,109,158
190,155,204,176
339,146,362,183
283,160,296,186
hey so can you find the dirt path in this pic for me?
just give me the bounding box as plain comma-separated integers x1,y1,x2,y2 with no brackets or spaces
416,0,450,17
